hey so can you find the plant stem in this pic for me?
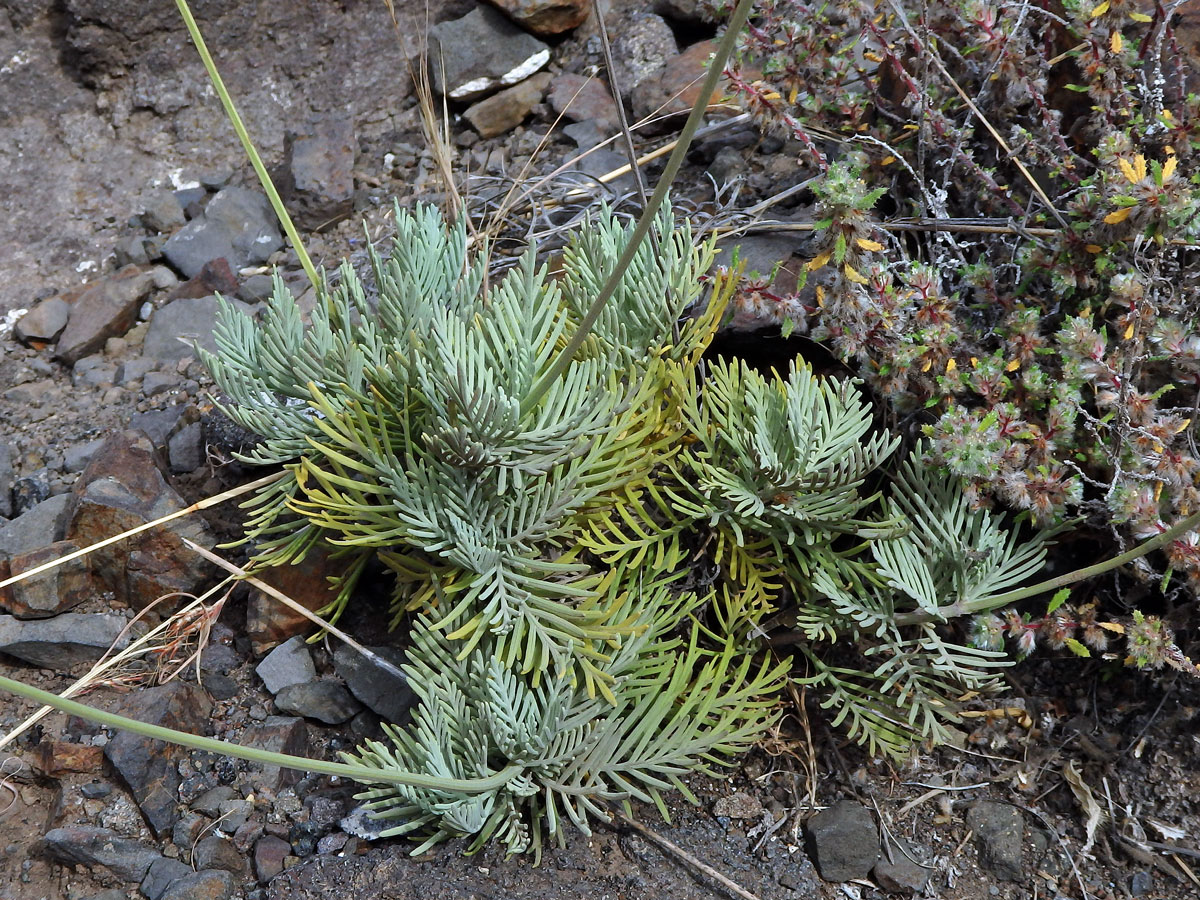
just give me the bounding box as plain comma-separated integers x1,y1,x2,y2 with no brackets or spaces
174,0,321,295
0,672,520,793
525,0,756,408
894,508,1200,626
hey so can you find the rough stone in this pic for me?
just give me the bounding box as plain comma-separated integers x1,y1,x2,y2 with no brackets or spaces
140,188,187,234
428,6,550,101
712,792,764,820
274,680,363,725
239,716,308,792
966,801,1025,882
257,636,318,694
612,11,677,91
0,442,12,518
169,257,239,301
548,73,620,129
281,118,356,230
103,681,214,837
246,545,345,653
238,273,276,303
464,72,552,138
142,294,254,363
41,825,161,883
65,430,214,613
333,643,415,724
141,856,193,900
0,613,133,669
114,234,153,268
190,784,238,817
34,739,105,776
14,296,71,344
72,354,119,388
167,420,205,473
633,39,750,123
652,0,708,24
158,868,237,900
873,838,932,894
4,540,98,618
127,406,187,450
163,186,282,279
0,493,70,559
11,473,51,516
255,834,292,882
803,799,880,882
193,834,250,878
488,0,591,35
54,265,158,365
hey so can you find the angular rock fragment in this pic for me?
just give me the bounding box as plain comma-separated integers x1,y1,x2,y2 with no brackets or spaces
103,681,213,837
803,799,880,882
428,6,550,101
0,613,133,669
4,540,98,618
41,825,161,883
464,72,552,138
65,430,213,613
489,0,592,35
281,118,356,230
54,265,158,365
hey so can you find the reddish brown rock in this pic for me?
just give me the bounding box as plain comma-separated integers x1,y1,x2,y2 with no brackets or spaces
54,265,157,365
487,0,591,35
246,545,347,654
170,257,239,300
547,73,620,129
35,739,105,776
633,40,755,124
238,716,307,792
65,431,213,614
464,72,553,138
281,118,356,231
254,834,292,882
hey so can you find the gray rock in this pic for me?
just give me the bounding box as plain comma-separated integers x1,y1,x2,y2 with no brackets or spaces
707,145,748,188
117,357,158,385
127,406,187,450
142,371,178,397
334,643,415,724
72,354,118,388
803,799,880,882
612,12,677,90
142,295,255,363
63,438,107,474
167,421,205,473
192,834,250,877
428,6,550,101
190,784,238,817
14,296,71,343
215,797,253,833
0,493,72,557
41,825,161,883
104,681,214,837
11,473,51,516
55,265,157,366
113,234,153,267
712,791,763,819
873,838,932,894
238,273,276,303
966,801,1025,882
239,716,307,792
140,188,187,234
274,680,362,725
5,540,97,618
257,636,317,694
163,187,282,279
141,856,193,900
0,613,132,669
158,868,236,900
282,118,356,230
0,442,12,518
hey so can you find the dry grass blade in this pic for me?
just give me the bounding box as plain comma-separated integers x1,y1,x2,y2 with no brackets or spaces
182,538,408,682
594,9,648,207
0,577,234,752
